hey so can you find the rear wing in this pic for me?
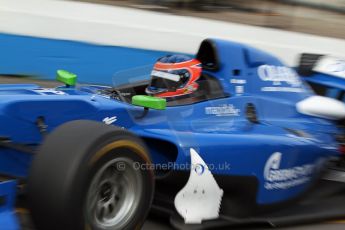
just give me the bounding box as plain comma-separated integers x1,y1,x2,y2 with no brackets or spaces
297,53,345,79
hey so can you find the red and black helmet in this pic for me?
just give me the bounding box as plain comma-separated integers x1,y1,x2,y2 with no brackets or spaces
146,55,202,98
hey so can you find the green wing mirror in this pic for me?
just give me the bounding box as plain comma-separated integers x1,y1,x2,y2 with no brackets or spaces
56,70,77,87
132,95,166,110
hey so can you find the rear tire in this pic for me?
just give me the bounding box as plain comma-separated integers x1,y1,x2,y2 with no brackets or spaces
28,120,154,230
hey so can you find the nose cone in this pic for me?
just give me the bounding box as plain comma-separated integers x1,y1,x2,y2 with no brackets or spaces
296,96,345,120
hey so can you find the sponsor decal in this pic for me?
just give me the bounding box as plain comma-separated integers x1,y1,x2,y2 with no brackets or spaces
103,116,117,125
194,164,205,175
230,79,247,95
258,65,303,92
230,79,247,84
264,152,316,190
205,104,240,117
34,88,66,95
325,59,345,78
235,85,244,94
231,79,246,94
314,56,345,79
261,87,305,93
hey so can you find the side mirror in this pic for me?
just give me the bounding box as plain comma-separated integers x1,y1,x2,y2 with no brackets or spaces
132,95,166,110
56,70,77,87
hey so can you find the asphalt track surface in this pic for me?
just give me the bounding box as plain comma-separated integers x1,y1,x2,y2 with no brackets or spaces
2,75,345,230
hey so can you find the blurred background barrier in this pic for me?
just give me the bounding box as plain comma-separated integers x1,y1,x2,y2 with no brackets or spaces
282,0,345,13
141,0,345,10
0,0,344,84
0,33,169,85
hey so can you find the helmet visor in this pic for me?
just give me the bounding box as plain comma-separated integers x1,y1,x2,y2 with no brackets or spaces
146,70,184,94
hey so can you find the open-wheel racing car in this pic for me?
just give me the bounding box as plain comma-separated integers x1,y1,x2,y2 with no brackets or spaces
1,39,345,230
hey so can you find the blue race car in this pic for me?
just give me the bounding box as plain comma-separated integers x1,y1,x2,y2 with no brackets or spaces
0,39,345,230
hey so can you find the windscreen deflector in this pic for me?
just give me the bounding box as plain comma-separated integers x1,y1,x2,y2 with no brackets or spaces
196,39,220,71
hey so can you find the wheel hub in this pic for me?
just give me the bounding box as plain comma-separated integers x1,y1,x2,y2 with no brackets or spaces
99,182,113,203
85,157,143,229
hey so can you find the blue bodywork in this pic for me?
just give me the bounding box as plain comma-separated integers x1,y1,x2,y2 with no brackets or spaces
303,72,345,103
0,181,18,230
0,39,342,227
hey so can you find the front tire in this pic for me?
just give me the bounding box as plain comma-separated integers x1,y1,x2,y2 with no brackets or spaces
28,120,154,230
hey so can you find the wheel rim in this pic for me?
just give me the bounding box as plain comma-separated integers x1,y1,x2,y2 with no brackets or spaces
85,157,143,229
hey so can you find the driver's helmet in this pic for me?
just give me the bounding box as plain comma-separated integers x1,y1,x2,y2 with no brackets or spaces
146,54,202,98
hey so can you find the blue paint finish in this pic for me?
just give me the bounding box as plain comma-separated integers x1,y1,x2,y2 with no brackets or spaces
303,72,345,91
0,33,173,85
0,181,19,230
0,148,32,177
301,67,345,104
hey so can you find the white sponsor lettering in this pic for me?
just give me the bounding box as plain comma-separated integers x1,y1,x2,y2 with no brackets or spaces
34,88,66,95
205,104,240,116
258,65,302,87
103,116,117,125
230,79,247,84
264,152,315,190
261,87,305,93
235,85,244,94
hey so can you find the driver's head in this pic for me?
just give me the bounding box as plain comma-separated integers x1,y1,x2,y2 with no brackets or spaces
146,55,202,98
